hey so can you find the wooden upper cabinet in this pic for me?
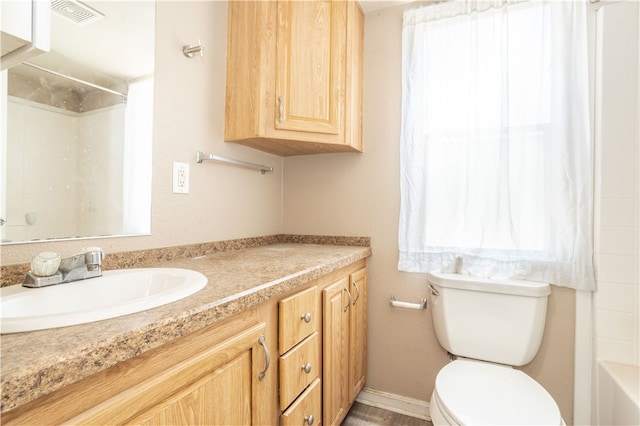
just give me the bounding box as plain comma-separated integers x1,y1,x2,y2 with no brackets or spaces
275,0,342,135
224,0,364,156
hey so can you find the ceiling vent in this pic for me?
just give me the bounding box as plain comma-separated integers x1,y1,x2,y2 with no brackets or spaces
51,0,104,26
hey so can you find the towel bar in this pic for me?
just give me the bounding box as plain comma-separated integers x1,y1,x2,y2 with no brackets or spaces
196,151,273,174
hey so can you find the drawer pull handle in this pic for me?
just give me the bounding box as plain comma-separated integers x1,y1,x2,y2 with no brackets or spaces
352,280,361,305
301,312,312,323
304,414,315,425
301,363,312,374
258,335,270,381
343,286,352,312
277,96,284,123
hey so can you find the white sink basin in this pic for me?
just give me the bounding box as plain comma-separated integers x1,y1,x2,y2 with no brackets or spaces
0,268,208,334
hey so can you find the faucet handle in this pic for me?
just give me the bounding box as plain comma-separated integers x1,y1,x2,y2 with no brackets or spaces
31,251,61,277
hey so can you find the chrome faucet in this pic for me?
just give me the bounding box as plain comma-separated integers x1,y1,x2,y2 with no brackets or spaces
23,249,104,288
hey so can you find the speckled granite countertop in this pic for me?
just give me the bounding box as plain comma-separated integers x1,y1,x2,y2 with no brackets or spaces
0,242,371,413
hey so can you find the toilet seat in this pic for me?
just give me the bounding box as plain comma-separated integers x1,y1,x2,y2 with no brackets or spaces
433,359,562,425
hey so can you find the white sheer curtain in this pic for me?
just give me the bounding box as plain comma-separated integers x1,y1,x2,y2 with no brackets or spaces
122,77,153,235
399,0,595,291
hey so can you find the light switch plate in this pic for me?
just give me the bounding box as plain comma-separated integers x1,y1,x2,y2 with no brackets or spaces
173,161,189,194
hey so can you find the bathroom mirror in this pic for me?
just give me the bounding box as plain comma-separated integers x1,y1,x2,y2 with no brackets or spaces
1,1,155,244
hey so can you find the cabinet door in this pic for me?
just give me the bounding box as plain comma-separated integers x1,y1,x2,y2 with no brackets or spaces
274,0,345,135
349,267,367,403
322,277,350,426
130,323,268,425
133,350,253,425
74,323,270,425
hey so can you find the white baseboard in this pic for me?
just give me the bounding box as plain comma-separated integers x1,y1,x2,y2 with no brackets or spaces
355,387,431,421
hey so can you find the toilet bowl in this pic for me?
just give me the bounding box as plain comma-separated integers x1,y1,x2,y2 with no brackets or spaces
430,359,563,425
427,272,564,426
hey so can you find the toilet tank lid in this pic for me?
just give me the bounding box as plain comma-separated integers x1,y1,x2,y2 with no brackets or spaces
428,272,550,297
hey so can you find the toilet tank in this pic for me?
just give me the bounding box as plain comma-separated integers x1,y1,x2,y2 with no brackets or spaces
428,272,551,366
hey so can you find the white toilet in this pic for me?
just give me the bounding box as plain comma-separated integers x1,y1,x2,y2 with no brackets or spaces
427,272,564,426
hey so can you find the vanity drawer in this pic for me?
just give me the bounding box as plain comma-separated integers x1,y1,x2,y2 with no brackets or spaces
279,285,318,354
279,331,320,410
281,378,322,426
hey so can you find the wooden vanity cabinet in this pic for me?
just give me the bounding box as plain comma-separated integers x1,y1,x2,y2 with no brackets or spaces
322,266,368,426
224,0,364,156
2,260,368,426
2,309,276,426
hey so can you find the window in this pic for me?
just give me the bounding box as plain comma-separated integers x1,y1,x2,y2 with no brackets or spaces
399,0,595,291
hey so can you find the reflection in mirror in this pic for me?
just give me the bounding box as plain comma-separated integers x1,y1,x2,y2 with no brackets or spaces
1,1,154,244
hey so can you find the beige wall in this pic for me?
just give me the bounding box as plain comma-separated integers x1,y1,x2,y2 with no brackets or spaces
283,3,576,423
1,1,284,265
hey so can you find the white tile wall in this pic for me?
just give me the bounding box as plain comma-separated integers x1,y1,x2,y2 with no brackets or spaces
593,0,640,367
2,98,124,243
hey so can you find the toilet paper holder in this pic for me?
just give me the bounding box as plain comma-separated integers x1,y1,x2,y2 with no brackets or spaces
389,295,428,310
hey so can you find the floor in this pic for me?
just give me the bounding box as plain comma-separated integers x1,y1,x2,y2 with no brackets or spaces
341,402,433,426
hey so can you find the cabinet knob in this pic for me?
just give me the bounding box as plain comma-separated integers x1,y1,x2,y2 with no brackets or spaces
301,312,312,323
304,414,315,425
301,363,312,374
